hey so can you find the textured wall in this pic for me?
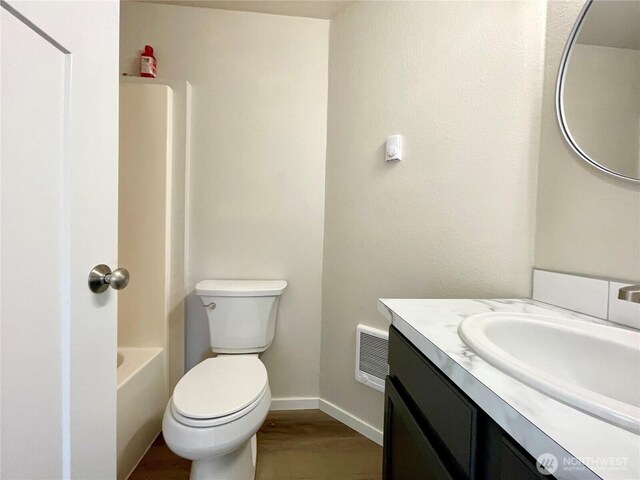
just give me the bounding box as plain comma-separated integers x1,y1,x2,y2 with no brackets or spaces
121,2,329,400
535,1,640,281
119,1,640,435
322,0,547,430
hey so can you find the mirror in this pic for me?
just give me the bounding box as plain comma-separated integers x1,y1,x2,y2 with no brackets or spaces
557,0,640,183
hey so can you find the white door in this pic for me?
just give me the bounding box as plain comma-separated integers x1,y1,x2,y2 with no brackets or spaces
1,1,119,478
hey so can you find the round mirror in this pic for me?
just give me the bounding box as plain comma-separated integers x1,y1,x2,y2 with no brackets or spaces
557,0,640,183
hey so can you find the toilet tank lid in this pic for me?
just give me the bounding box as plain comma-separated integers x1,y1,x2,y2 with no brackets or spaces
195,279,287,297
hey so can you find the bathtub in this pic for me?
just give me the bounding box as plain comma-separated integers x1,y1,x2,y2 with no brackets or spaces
117,347,167,480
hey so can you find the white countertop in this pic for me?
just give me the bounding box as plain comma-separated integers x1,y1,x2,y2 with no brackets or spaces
377,298,640,480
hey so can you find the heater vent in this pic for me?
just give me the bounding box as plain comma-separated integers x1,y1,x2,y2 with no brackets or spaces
355,324,389,392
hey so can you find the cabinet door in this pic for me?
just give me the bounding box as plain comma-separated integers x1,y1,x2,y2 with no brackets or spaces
388,326,478,478
483,421,556,480
383,377,455,480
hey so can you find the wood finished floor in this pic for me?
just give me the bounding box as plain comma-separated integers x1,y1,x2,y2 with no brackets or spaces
129,410,382,480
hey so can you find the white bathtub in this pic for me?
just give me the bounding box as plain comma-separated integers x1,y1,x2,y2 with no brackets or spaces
117,347,167,480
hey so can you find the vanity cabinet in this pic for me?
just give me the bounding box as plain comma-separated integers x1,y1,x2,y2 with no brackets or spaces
384,326,557,480
384,379,455,480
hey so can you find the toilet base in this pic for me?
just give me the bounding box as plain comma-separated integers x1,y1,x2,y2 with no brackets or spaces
190,433,256,480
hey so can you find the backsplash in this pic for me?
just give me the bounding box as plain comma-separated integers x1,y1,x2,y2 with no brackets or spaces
532,269,640,329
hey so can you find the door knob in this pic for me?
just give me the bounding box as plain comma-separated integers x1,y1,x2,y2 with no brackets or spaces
88,264,130,293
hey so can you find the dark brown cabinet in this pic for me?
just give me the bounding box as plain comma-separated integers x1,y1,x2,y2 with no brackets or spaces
384,326,557,480
384,378,454,480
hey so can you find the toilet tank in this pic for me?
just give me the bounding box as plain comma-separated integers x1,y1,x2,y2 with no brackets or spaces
195,280,287,354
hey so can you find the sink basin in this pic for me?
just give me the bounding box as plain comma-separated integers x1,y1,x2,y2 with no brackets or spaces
458,312,640,433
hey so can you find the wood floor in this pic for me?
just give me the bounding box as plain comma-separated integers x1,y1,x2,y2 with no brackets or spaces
129,410,383,480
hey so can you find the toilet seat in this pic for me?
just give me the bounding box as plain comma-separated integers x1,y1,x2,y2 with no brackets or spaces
171,356,268,428
170,386,268,428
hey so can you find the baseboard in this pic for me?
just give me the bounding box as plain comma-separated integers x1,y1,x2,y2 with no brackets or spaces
318,399,383,446
269,396,383,446
270,397,319,411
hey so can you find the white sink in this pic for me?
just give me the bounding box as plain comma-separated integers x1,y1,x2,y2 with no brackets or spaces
458,312,640,433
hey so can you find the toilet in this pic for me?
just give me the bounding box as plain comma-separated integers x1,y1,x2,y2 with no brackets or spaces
162,279,287,480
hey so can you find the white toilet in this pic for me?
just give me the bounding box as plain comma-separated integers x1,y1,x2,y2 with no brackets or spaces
163,279,287,480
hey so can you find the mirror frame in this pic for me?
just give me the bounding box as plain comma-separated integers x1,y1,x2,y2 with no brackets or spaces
556,0,640,184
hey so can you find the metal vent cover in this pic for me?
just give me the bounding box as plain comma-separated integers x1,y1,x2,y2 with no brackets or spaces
355,324,389,392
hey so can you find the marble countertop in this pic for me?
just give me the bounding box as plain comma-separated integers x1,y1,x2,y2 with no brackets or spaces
377,298,639,480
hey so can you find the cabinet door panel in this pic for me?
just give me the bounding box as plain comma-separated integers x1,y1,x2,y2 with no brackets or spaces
499,442,547,480
384,377,455,480
483,419,555,480
388,327,477,478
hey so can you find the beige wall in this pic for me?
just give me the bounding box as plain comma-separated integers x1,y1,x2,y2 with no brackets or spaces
119,1,640,433
121,2,329,399
322,0,547,430
535,1,640,281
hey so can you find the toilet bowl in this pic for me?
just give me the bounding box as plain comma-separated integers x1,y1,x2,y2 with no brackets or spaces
163,279,287,480
163,355,271,480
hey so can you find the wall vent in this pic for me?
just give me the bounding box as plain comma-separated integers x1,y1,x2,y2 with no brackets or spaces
355,324,389,392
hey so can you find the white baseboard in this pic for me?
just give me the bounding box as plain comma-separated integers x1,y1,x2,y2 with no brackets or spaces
269,396,383,446
270,397,319,411
318,399,383,446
